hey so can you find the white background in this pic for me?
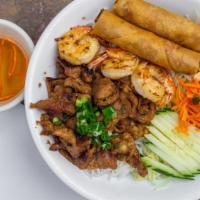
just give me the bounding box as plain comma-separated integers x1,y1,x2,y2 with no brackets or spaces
0,105,85,200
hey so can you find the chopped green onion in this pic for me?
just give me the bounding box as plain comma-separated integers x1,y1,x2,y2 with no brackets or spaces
93,107,98,112
95,111,100,117
75,98,114,150
92,137,100,145
102,106,117,125
101,131,112,142
108,131,112,136
102,142,112,150
52,117,62,126
88,122,104,136
76,97,89,108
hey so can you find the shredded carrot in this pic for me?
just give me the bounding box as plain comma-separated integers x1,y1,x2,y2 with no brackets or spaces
8,45,17,78
172,79,200,134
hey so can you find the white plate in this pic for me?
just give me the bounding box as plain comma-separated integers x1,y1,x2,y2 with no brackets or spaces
25,0,200,200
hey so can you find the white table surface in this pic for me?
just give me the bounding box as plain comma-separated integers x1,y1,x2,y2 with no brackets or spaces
0,105,86,200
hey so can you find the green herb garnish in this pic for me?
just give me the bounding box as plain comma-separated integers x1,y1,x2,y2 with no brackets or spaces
192,96,200,105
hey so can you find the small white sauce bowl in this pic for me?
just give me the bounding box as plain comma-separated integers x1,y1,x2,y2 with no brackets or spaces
0,19,34,113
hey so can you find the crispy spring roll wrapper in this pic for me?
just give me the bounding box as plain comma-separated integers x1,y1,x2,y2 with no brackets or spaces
92,10,200,74
113,0,200,52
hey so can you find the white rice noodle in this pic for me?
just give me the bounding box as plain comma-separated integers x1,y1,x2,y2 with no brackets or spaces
85,161,133,180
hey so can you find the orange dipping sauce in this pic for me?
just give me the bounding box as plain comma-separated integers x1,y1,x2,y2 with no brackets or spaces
0,38,28,102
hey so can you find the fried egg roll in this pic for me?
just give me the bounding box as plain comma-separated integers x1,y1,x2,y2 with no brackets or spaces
92,10,200,74
113,0,200,52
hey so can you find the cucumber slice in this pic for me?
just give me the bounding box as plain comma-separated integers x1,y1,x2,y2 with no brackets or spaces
144,134,199,174
143,111,200,179
152,115,200,155
163,113,200,152
146,144,194,177
156,115,200,155
141,157,192,180
148,125,200,166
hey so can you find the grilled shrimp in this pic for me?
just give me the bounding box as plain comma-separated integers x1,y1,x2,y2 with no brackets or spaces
131,62,175,107
101,48,140,79
57,26,100,65
89,48,139,79
88,47,175,106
